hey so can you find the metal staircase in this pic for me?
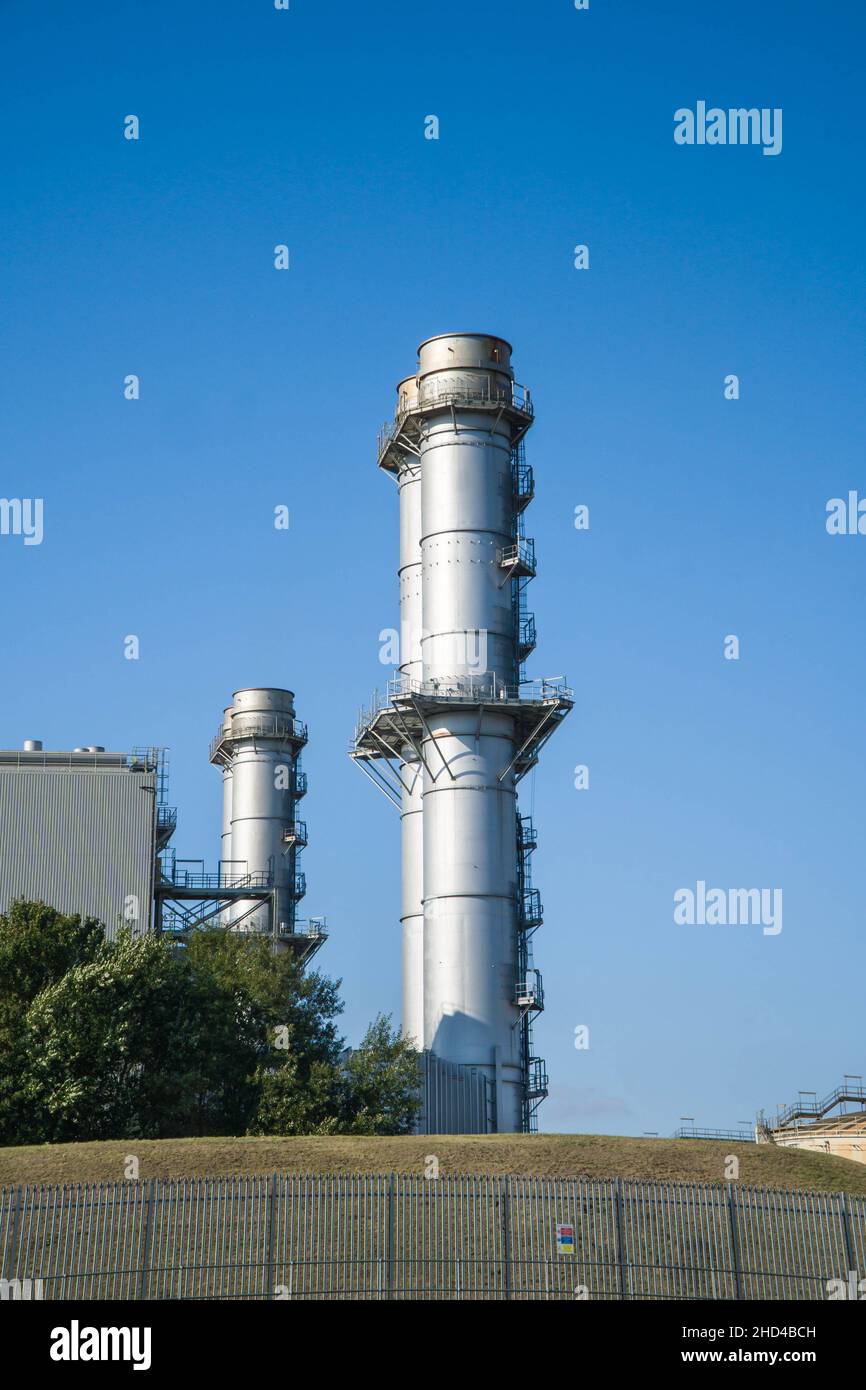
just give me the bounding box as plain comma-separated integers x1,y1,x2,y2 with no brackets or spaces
516,812,548,1132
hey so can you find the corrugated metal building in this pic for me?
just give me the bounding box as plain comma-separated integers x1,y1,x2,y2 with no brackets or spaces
0,744,171,938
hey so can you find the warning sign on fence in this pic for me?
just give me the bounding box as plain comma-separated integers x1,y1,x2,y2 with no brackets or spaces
556,1222,575,1255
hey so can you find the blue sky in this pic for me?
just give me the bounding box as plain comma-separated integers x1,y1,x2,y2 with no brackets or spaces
1,0,864,1135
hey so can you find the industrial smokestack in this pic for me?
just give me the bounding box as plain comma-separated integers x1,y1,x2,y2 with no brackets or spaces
210,688,308,947
352,333,572,1133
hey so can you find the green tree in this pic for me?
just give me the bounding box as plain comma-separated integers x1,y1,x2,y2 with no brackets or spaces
23,929,196,1141
186,929,349,1134
340,1015,421,1135
0,900,104,1143
248,1052,346,1136
0,903,421,1144
0,898,103,1029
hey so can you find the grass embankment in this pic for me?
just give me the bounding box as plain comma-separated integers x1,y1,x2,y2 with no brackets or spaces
1,1133,865,1194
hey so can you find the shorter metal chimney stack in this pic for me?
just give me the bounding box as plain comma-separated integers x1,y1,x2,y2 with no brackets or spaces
209,688,309,948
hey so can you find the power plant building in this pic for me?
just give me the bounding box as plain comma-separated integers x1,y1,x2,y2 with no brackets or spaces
0,741,174,938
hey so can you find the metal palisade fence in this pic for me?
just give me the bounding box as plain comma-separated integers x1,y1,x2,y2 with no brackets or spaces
1,1175,864,1301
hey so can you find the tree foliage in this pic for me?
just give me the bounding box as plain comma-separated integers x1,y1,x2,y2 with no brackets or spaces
0,901,420,1145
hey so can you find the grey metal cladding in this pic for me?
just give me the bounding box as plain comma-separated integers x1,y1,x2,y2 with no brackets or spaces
0,768,156,937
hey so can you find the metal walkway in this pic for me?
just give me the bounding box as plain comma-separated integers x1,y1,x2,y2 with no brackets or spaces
773,1079,866,1131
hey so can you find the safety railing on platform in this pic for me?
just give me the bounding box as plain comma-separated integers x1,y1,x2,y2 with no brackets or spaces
209,716,308,763
160,866,272,892
673,1127,756,1144
377,382,535,463
355,676,573,742
773,1081,866,1131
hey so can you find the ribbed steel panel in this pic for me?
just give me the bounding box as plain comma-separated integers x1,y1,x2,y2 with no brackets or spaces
418,1052,494,1134
0,768,156,937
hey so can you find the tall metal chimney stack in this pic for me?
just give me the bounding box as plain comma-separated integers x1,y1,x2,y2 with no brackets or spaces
352,334,572,1133
210,687,308,946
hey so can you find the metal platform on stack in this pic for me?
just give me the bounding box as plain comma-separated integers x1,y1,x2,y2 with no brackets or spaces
351,675,573,809
209,713,308,769
377,380,535,476
155,859,328,965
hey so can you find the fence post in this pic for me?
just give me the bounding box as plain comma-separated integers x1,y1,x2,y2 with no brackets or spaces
614,1179,628,1299
266,1174,278,1299
1,1184,22,1285
502,1175,512,1300
726,1184,743,1300
138,1179,155,1301
839,1193,856,1284
386,1173,395,1301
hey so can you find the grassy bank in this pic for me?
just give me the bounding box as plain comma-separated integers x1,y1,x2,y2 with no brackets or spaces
1,1132,865,1193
